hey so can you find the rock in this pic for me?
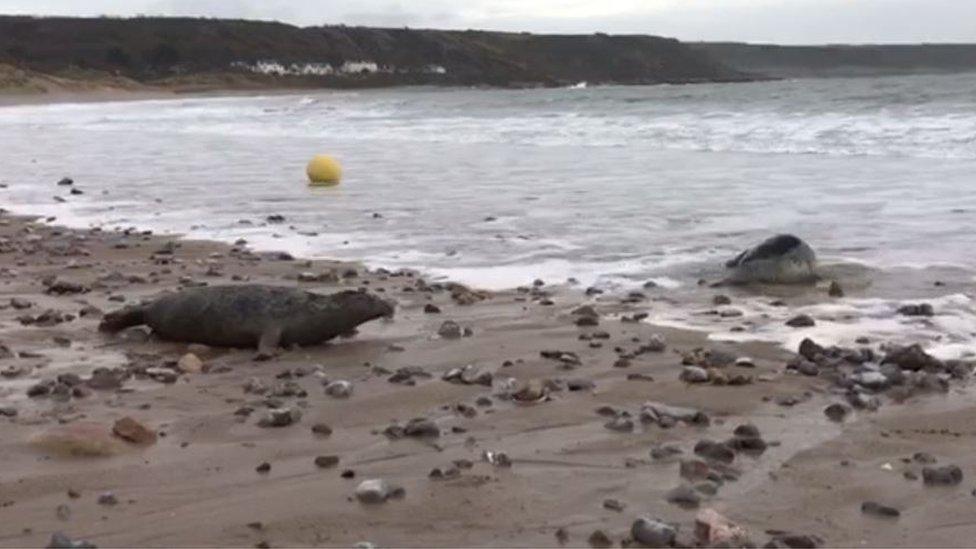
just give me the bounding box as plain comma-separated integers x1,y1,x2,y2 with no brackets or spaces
897,303,934,317
641,402,710,428
97,492,118,506
694,440,735,463
176,353,203,373
725,234,817,284
46,532,96,549
631,517,676,548
443,364,493,386
735,357,756,368
604,416,634,433
257,407,302,428
823,403,850,422
587,530,613,548
45,279,89,295
680,459,712,481
355,479,404,504
695,508,748,546
255,462,271,474
437,320,462,339
86,368,126,390
680,366,710,383
313,455,340,469
30,422,127,457
650,445,684,460
403,417,440,437
796,360,820,377
913,452,937,464
713,295,732,305
828,281,844,297
767,532,824,548
145,367,179,383
111,417,157,445
57,177,74,186
602,498,625,512
666,484,701,508
311,423,333,436
423,303,441,314
922,464,963,486
785,314,815,328
882,344,943,372
10,297,33,309
861,501,900,518
325,380,353,398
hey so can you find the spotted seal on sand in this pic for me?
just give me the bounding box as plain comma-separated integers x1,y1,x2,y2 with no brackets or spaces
725,234,817,284
99,285,393,357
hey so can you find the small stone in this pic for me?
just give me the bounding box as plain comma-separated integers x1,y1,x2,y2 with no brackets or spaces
861,501,900,518
694,440,735,463
604,416,634,433
897,303,934,317
666,484,701,508
913,452,937,464
713,295,731,305
823,403,850,422
680,366,710,383
680,459,712,481
437,320,462,339
423,304,441,314
828,281,844,297
355,479,403,504
257,407,302,428
46,532,96,549
587,529,613,548
311,423,333,436
602,498,625,512
325,380,353,398
786,314,815,328
631,517,676,548
111,417,157,445
255,462,271,474
176,353,203,374
922,464,963,486
734,357,755,368
97,492,118,506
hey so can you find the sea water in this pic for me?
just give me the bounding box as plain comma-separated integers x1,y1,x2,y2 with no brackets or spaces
1,73,974,356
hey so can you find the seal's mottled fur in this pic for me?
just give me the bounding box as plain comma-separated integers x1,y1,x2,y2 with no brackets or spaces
100,285,393,355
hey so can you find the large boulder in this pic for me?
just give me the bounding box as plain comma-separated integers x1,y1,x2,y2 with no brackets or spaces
725,234,817,284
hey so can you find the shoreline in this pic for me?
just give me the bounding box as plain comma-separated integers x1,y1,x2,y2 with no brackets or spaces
2,211,976,547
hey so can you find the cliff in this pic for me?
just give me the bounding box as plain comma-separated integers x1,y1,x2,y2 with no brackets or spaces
0,16,752,92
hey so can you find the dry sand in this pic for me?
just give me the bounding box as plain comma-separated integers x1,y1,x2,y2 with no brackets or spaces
1,212,975,548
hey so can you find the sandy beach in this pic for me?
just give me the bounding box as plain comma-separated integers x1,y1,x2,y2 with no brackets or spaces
1,208,974,548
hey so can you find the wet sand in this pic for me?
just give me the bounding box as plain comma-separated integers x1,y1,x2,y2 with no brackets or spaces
1,212,975,548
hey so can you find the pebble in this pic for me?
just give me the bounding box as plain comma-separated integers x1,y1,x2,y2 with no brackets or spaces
355,479,404,504
437,320,462,339
666,484,701,508
604,415,634,433
922,464,963,486
861,501,900,518
587,529,613,548
823,403,850,422
602,498,625,512
257,407,302,428
46,532,97,549
255,462,271,474
111,417,157,445
828,280,845,297
785,314,816,328
96,492,118,506
176,353,204,373
310,423,333,436
631,517,676,548
680,366,710,383
324,380,353,398
694,440,735,463
423,303,441,314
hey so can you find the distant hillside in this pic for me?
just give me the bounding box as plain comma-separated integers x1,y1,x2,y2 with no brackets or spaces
0,16,752,92
693,42,976,78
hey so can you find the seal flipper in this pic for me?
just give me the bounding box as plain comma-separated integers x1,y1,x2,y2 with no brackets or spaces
98,306,147,333
253,326,282,362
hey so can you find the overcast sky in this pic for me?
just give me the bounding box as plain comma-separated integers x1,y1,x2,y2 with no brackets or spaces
2,0,974,44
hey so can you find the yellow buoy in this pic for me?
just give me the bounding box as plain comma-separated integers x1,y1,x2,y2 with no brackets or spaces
306,154,342,186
